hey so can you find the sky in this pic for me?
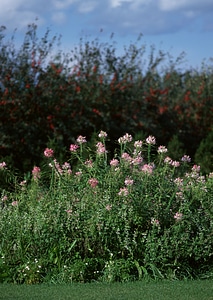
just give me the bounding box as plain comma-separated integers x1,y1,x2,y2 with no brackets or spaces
0,0,213,71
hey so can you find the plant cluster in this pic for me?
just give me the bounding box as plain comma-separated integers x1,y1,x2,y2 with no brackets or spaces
0,24,213,174
0,132,213,283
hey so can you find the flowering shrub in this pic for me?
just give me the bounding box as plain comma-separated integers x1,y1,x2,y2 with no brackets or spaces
0,24,213,174
0,132,212,283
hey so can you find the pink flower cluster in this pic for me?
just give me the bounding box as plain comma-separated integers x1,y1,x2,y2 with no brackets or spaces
110,158,119,167
118,133,132,144
98,130,108,139
134,140,143,149
124,177,134,186
164,156,180,167
88,178,99,188
181,155,191,163
44,148,54,158
174,212,183,221
157,145,168,154
49,159,72,175
118,187,129,196
76,135,87,144
0,161,7,169
146,135,156,145
141,164,154,174
151,218,160,226
70,144,79,152
32,166,41,180
96,142,107,155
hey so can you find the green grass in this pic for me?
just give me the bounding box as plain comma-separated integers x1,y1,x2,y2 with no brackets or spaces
0,280,213,300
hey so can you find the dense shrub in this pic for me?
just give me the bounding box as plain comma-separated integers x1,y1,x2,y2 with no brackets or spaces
0,132,212,283
0,23,213,174
195,130,213,174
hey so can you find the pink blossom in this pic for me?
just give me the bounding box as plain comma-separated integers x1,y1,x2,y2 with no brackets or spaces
192,165,200,173
70,144,79,152
106,204,112,211
65,209,72,214
2,195,8,201
176,191,184,200
75,171,82,177
171,161,180,167
51,159,63,175
174,177,183,187
0,161,6,170
151,218,160,226
174,212,183,221
12,201,18,206
84,159,93,168
96,142,107,155
44,148,54,158
118,187,129,196
88,178,99,188
110,158,119,167
146,135,156,145
131,156,143,166
141,164,153,174
164,156,172,164
181,155,191,163
32,166,41,180
121,152,132,162
124,177,134,186
98,130,108,138
20,180,27,186
76,135,87,144
157,145,168,154
118,133,132,144
134,140,143,148
62,162,72,174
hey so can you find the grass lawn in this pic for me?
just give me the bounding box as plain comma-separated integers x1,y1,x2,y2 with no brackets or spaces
0,280,212,300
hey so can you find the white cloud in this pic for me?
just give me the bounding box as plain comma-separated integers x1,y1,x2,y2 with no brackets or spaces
78,1,98,13
109,0,133,9
53,0,78,10
0,0,213,37
51,12,66,24
159,0,213,12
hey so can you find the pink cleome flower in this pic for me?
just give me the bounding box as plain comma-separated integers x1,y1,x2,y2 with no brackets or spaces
96,142,107,155
106,204,112,211
124,177,134,186
88,178,99,188
70,144,79,152
118,187,129,196
110,158,119,167
44,148,54,158
174,212,183,221
32,166,41,180
157,145,168,154
141,164,153,174
76,135,87,144
134,140,143,149
0,161,7,170
181,155,191,163
146,135,156,145
118,133,132,144
98,130,108,138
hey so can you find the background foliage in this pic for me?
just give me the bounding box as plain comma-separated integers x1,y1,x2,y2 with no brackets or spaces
0,23,213,174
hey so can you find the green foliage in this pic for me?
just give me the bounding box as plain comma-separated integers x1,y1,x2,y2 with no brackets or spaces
195,130,213,174
1,24,213,173
0,132,213,283
167,135,186,161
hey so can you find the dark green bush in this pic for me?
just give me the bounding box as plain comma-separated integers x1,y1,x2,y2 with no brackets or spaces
1,23,213,173
195,130,213,174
